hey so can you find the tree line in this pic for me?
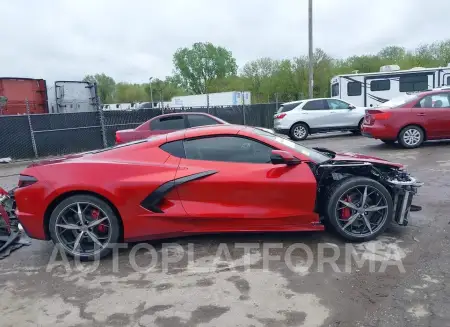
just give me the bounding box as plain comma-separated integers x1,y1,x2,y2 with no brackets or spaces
84,40,450,105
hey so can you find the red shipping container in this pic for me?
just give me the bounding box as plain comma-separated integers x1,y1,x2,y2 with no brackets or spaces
0,78,48,115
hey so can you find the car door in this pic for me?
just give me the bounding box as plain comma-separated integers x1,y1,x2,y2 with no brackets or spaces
411,93,450,138
326,99,357,127
148,115,187,136
171,134,318,232
300,99,333,129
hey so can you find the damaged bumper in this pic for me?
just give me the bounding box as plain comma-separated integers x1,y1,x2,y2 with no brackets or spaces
386,176,423,226
0,187,30,259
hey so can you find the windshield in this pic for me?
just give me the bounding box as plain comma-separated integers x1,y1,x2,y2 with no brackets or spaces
252,128,330,163
276,102,302,114
378,93,420,108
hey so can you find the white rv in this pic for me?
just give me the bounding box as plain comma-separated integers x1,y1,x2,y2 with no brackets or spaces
330,64,450,107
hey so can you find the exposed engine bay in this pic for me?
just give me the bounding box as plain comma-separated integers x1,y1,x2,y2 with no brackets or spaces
310,147,423,227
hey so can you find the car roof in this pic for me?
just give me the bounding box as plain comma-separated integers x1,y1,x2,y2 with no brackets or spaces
167,124,244,137
415,89,450,96
281,97,335,105
281,100,303,105
152,111,214,119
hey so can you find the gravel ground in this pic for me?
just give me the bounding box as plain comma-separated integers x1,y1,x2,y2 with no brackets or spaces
0,132,449,327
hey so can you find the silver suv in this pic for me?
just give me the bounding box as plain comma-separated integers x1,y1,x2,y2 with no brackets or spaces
273,98,366,140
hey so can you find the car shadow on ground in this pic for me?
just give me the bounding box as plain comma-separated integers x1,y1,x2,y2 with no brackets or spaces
299,132,355,141
45,228,412,269
364,139,450,151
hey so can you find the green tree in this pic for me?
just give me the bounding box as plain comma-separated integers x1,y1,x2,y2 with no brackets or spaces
84,38,450,105
83,73,116,104
115,83,148,103
173,42,238,94
242,58,280,103
144,77,188,103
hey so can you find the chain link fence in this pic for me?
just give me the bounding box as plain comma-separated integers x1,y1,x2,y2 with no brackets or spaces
0,100,279,160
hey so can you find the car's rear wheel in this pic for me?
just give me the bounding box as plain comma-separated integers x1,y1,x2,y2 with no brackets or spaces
398,125,424,148
325,177,393,242
381,139,396,144
351,119,364,135
290,122,309,141
48,194,121,260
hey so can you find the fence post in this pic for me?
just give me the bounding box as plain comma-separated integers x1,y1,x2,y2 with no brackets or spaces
26,98,38,158
242,93,246,125
94,83,108,148
207,93,210,114
99,107,107,148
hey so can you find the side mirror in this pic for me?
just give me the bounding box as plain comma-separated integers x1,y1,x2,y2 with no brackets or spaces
270,150,301,165
348,105,356,109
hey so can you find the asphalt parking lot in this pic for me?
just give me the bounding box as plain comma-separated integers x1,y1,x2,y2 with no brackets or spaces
1,133,450,327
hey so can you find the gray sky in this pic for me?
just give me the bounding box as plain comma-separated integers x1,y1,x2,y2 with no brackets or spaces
1,0,447,83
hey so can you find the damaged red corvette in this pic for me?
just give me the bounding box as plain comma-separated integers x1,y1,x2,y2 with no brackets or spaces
10,125,422,259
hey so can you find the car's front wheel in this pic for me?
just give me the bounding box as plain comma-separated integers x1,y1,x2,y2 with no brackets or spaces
325,176,393,242
48,194,121,260
289,122,309,141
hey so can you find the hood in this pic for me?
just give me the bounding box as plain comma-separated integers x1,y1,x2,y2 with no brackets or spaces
332,151,403,168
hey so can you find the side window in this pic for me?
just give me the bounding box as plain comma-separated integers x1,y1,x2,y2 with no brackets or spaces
416,93,450,108
370,79,390,91
187,115,220,127
302,100,328,110
150,116,185,130
399,74,428,92
446,76,450,86
347,82,362,96
331,83,339,97
326,99,350,109
184,136,273,164
160,140,186,158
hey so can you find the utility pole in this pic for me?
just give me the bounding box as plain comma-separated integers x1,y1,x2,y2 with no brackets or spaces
149,77,154,108
308,0,314,99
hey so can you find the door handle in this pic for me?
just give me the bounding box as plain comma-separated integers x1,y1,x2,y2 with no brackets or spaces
417,113,426,116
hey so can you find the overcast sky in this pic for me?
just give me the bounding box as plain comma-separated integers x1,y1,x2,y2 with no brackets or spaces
1,0,447,83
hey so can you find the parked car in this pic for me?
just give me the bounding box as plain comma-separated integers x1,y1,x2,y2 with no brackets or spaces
115,112,228,144
361,89,450,148
13,125,422,259
273,98,366,141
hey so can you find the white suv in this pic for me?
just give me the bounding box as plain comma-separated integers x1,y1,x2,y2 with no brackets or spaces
273,98,366,141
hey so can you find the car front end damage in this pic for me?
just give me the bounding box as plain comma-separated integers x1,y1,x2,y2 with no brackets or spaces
373,165,423,226
0,187,30,259
310,152,423,228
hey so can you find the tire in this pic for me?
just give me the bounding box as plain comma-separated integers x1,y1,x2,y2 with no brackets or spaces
325,176,393,242
398,125,424,148
49,194,121,260
381,139,396,145
351,119,364,135
289,122,309,141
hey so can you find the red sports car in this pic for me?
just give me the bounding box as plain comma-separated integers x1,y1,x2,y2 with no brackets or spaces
115,112,227,144
13,125,422,259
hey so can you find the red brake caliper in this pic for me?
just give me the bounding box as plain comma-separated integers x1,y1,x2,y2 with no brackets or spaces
91,209,106,233
341,195,352,220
